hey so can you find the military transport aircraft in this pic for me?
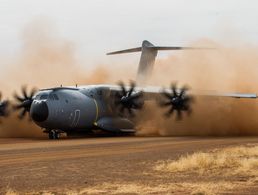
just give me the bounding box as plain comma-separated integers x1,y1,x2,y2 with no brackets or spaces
12,40,257,139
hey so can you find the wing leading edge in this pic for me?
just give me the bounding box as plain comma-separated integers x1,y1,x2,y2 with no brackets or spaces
108,85,257,100
138,86,257,100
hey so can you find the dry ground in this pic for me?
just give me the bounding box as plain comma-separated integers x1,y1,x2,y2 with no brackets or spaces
1,136,258,194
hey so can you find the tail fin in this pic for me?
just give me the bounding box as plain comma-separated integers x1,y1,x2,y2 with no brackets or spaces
107,40,202,85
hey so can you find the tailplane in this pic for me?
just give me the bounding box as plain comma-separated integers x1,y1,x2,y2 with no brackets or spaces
107,40,202,85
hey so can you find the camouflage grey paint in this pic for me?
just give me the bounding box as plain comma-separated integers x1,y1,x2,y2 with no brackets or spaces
31,87,113,131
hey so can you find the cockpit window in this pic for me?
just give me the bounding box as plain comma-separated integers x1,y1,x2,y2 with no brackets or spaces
53,94,59,100
47,93,59,101
40,94,48,100
49,94,55,100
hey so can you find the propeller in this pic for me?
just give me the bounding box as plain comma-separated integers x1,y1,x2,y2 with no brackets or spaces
13,86,37,119
114,81,144,117
0,92,10,117
159,82,194,120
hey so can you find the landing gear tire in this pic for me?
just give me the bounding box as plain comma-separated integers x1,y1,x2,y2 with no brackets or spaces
48,130,59,140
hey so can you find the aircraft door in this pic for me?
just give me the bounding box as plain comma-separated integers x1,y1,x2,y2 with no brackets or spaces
71,109,80,128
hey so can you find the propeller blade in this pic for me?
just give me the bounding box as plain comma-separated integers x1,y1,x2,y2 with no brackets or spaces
18,109,27,119
160,82,194,120
30,88,37,98
115,92,122,99
187,107,192,116
115,80,144,116
0,100,9,117
118,81,127,96
22,86,28,99
127,91,143,101
179,85,189,98
128,81,136,97
13,86,37,120
127,108,135,117
162,90,173,100
184,95,194,103
14,93,24,102
132,101,144,109
165,106,175,117
160,101,172,107
13,104,23,110
171,83,177,97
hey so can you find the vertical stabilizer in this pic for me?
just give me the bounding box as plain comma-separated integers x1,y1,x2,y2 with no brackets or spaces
136,40,157,84
107,40,200,85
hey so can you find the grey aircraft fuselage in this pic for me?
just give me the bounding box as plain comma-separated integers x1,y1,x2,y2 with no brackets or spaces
30,86,113,132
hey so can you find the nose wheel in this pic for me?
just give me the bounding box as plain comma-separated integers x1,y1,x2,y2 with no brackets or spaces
48,130,60,140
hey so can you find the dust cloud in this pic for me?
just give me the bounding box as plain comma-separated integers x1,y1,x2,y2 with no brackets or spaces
137,39,258,136
1,19,258,137
0,19,133,137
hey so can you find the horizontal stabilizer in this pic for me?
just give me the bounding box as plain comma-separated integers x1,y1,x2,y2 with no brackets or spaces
106,46,208,55
107,47,142,55
151,46,207,50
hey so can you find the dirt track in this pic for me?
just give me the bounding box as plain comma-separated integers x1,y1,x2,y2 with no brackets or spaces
1,136,258,194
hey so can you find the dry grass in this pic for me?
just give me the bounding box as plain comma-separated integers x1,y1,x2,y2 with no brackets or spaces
154,144,258,176
5,189,18,195
151,144,258,194
67,182,235,195
4,182,235,195
4,189,57,195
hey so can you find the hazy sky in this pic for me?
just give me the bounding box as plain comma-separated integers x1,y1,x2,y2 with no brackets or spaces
1,0,258,65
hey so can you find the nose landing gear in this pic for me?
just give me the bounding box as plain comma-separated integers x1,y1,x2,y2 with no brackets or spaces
44,129,61,139
48,130,60,140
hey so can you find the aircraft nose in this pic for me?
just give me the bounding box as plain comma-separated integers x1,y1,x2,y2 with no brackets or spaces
30,101,49,122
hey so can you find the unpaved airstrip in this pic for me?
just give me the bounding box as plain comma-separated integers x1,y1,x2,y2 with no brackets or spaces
1,136,258,194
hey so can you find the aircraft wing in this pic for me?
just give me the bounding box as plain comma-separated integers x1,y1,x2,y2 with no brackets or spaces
139,86,257,100
109,85,257,100
106,84,257,120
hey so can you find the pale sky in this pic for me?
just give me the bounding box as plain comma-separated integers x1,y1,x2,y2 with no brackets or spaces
1,0,258,65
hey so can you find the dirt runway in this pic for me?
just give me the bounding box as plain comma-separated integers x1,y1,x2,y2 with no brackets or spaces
1,136,258,194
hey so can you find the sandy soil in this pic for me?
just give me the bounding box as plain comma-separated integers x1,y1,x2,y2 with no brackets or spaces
1,136,258,194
